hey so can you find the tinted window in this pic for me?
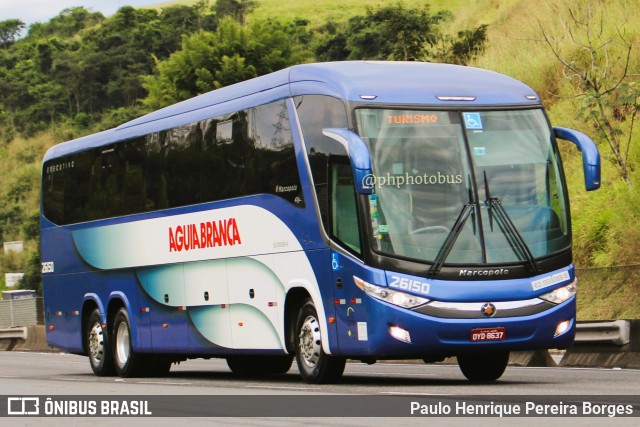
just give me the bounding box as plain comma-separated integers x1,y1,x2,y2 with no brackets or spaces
162,123,202,208
330,161,361,254
42,100,304,225
294,95,349,232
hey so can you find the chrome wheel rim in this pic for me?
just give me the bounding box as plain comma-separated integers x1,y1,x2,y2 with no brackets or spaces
115,322,130,368
298,315,321,368
88,322,105,365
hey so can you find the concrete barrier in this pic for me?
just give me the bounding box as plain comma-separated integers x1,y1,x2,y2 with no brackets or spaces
509,350,557,367
560,320,640,369
0,327,27,351
0,325,58,353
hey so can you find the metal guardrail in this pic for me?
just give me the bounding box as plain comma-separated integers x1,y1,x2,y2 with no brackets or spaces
574,320,631,346
0,326,27,340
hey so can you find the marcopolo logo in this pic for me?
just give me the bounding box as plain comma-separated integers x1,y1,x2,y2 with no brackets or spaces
459,268,510,277
362,172,463,189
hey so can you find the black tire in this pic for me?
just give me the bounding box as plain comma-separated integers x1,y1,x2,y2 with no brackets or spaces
112,308,146,378
457,351,509,382
226,355,293,375
294,299,346,384
86,309,115,376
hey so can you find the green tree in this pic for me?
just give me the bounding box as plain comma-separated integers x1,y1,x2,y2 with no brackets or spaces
17,248,42,295
427,25,488,65
215,0,257,25
316,3,449,61
0,19,25,49
26,7,104,39
143,18,313,109
0,3,219,136
316,2,488,65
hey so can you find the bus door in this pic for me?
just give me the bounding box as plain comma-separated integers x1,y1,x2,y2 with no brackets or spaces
328,160,370,353
331,250,371,353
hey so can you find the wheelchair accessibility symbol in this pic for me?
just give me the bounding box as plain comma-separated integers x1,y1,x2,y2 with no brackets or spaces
331,253,340,271
463,112,483,130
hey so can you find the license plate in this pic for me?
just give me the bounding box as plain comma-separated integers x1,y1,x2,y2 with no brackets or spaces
470,327,506,342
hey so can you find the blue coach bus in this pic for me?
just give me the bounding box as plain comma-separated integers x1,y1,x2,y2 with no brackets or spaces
41,61,600,383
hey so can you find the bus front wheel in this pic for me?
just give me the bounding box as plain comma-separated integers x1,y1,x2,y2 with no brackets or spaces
294,299,345,384
457,351,509,382
86,309,115,376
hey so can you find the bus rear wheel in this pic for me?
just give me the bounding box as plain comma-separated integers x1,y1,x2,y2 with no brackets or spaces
294,299,345,384
113,308,147,377
86,309,115,376
457,351,509,382
226,355,293,375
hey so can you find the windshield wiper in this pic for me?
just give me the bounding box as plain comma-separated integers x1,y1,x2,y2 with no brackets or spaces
428,176,476,276
484,171,539,273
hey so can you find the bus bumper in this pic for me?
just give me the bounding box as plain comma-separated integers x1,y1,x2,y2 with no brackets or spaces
336,297,575,358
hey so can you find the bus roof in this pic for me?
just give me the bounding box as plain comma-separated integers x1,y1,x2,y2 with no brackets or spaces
44,61,540,162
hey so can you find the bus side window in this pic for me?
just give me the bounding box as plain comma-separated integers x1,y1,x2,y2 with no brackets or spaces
121,138,147,214
250,100,304,206
201,118,226,202
330,160,361,255
86,145,119,220
163,124,202,208
295,95,349,230
145,132,168,210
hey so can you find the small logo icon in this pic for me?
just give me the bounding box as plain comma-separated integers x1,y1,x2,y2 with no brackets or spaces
7,397,40,415
481,303,497,318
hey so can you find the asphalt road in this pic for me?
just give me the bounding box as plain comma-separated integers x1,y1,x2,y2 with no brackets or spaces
1,351,639,426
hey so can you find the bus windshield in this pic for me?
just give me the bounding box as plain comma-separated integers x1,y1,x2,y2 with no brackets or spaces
355,108,570,267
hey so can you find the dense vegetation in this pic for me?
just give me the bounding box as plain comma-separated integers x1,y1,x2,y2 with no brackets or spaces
0,0,638,319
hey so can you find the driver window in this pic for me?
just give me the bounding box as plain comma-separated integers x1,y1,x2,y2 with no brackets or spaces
330,161,361,255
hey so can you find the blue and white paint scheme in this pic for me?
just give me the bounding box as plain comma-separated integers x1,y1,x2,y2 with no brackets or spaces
40,61,600,382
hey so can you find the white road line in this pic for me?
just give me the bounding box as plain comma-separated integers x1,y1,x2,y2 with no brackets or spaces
379,392,451,396
350,372,437,377
245,385,321,391
137,381,193,386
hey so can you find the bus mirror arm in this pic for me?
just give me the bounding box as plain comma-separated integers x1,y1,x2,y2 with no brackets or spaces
322,128,374,194
553,127,601,191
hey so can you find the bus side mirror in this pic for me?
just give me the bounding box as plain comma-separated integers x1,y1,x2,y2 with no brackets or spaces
553,127,601,191
322,128,373,194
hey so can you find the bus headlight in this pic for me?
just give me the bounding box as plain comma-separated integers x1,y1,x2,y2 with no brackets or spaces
354,276,429,309
539,281,577,304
